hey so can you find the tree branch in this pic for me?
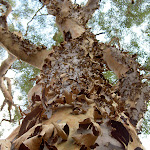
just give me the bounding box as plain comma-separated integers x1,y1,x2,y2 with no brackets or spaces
0,77,13,104
0,0,12,29
0,27,50,69
0,77,13,113
0,0,49,70
3,77,12,96
0,53,17,77
82,0,100,23
25,5,44,36
0,0,12,17
0,50,20,122
44,0,100,41
0,75,19,122
84,0,100,11
0,53,16,105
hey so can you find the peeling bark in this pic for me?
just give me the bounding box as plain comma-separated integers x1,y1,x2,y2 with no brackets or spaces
0,0,149,150
9,34,148,149
0,28,50,69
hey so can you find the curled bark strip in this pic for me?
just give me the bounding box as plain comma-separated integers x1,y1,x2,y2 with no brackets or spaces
102,41,150,127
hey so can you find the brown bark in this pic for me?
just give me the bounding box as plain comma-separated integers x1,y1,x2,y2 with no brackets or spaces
0,0,49,70
0,0,17,119
0,0,149,150
0,53,16,94
0,0,50,113
0,53,17,121
0,28,50,70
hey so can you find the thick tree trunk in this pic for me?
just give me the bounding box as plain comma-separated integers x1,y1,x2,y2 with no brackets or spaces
0,0,149,150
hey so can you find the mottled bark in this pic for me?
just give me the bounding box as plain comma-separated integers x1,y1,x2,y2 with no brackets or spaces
0,0,149,150
0,28,50,70
0,0,50,112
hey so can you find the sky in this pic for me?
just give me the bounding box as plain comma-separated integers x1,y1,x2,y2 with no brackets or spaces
0,0,150,149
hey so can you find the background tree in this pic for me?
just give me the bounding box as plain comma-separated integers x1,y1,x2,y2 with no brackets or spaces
0,0,150,149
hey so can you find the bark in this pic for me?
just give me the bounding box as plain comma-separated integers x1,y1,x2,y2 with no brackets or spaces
0,0,18,119
0,53,18,121
0,0,149,150
0,28,50,70
0,0,49,70
0,53,16,102
0,0,49,112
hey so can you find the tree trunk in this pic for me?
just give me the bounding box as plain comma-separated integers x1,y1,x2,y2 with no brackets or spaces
0,0,149,150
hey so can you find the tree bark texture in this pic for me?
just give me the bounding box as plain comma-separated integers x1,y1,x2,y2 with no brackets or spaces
0,0,149,150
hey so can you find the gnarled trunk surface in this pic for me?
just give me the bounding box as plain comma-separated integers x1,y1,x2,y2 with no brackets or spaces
0,0,149,150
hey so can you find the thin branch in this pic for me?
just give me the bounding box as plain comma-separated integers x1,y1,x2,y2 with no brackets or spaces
1,118,15,123
143,74,150,80
0,0,12,29
0,53,17,77
140,66,150,72
25,5,44,36
108,37,121,50
36,13,49,17
3,77,12,95
95,32,105,36
0,53,16,120
82,0,100,24
0,99,6,111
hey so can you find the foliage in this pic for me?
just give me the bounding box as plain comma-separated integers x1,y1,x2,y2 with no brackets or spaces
11,61,40,106
89,0,149,62
53,29,63,46
13,107,22,125
143,56,150,71
142,105,150,135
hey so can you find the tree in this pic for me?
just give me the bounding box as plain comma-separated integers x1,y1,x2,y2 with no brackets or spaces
0,0,149,149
